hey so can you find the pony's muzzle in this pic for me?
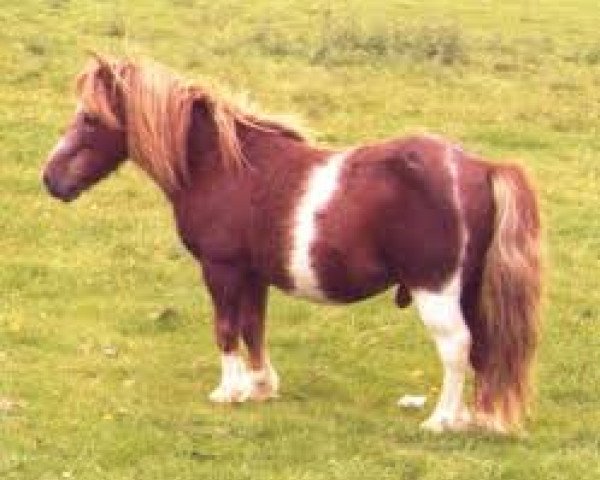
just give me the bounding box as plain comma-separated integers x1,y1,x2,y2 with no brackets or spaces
42,169,79,202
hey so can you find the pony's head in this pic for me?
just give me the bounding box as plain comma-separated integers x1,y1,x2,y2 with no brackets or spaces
43,55,128,201
43,53,308,201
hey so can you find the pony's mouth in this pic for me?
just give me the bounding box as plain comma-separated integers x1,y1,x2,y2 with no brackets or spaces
42,173,81,202
54,189,81,202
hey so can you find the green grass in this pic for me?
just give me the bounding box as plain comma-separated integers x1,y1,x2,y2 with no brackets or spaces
2,0,600,478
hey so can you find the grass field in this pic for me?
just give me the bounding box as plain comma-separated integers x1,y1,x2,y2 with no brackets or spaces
2,0,600,478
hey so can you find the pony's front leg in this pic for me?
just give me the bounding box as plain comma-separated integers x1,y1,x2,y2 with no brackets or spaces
239,278,279,401
202,261,252,403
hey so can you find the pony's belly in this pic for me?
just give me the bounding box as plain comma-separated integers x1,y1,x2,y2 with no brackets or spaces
286,267,391,304
287,286,334,303
311,244,393,302
285,274,390,304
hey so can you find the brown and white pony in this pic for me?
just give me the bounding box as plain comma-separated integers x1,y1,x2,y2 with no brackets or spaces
42,55,541,434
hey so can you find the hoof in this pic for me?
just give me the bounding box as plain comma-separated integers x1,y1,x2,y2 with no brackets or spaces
209,355,280,404
208,381,277,403
420,409,473,433
248,365,279,401
473,412,509,434
420,417,447,433
249,382,279,402
208,384,251,403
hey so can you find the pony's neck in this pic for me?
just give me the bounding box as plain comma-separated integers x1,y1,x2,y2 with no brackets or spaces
186,102,221,172
186,102,307,176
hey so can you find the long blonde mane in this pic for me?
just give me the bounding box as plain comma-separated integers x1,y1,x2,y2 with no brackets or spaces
76,55,308,193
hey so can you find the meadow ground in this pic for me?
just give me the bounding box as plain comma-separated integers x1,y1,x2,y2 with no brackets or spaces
1,1,600,478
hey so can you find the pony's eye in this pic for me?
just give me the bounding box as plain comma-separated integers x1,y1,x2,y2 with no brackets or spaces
83,113,100,126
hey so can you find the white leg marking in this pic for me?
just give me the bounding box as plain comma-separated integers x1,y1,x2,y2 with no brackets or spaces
248,357,280,401
413,275,472,432
209,354,280,403
209,353,252,403
288,151,351,301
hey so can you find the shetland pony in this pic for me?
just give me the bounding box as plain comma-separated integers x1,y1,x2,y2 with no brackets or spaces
42,55,541,433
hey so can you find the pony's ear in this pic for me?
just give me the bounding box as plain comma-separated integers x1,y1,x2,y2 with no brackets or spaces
86,50,112,72
78,51,123,130
84,50,117,92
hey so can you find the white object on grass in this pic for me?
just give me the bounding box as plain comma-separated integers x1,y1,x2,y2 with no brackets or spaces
397,395,427,409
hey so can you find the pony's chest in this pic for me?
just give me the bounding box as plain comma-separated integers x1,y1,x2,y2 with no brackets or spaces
173,186,250,261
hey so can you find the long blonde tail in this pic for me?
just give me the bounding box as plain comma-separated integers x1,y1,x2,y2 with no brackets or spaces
475,165,541,431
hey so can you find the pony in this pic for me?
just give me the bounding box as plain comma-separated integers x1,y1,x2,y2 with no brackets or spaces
42,54,541,434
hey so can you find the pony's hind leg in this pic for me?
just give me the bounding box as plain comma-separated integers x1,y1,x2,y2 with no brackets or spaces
413,276,472,432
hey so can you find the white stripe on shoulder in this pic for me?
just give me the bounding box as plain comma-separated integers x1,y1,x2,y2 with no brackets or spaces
288,150,351,301
445,145,468,272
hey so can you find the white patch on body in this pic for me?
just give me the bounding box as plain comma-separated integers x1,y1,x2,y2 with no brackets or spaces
412,274,472,432
445,144,468,266
288,150,351,301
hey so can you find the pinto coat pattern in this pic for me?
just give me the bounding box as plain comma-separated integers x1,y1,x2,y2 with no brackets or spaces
42,55,541,433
